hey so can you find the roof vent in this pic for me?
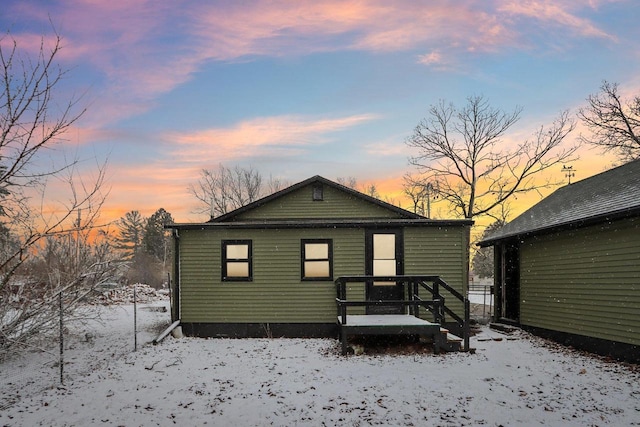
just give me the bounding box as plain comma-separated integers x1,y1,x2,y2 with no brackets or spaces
312,184,324,201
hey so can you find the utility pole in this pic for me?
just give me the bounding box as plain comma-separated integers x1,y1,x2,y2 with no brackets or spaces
424,182,438,219
76,209,81,269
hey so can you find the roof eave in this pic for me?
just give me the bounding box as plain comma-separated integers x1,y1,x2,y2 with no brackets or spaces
167,218,473,231
477,205,640,247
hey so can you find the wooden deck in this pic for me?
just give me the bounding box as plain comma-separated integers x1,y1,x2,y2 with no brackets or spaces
337,314,443,355
335,275,470,354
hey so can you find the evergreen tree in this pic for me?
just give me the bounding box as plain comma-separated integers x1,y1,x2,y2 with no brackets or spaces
116,210,145,259
142,208,174,262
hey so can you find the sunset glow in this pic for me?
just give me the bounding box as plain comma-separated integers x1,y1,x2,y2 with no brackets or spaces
3,0,636,226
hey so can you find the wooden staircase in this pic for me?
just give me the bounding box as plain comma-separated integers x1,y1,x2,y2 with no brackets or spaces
335,275,471,355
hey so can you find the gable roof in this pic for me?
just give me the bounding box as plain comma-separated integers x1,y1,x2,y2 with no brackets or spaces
479,159,640,246
211,175,423,222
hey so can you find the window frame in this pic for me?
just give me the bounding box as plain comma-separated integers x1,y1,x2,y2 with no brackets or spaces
222,240,253,282
301,238,333,281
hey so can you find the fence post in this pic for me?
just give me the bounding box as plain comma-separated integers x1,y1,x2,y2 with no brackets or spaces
133,284,137,352
59,290,64,385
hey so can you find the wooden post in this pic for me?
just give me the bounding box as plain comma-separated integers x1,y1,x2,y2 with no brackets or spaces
464,298,470,351
413,280,419,318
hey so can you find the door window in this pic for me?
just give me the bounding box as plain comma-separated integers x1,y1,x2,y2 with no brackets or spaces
373,233,396,285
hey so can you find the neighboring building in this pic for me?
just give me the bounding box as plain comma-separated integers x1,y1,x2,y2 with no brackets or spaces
479,160,640,362
167,176,472,339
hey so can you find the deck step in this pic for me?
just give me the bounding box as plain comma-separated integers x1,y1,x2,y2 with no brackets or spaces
434,327,463,352
438,328,462,342
445,333,463,343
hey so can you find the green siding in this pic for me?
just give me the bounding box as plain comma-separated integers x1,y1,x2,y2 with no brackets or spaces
234,184,403,220
405,226,468,319
177,224,469,324
520,217,640,346
179,228,365,323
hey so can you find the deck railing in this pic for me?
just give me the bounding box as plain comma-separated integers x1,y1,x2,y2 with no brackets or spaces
335,275,470,351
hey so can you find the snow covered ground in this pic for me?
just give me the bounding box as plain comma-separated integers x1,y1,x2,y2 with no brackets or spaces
1,301,639,426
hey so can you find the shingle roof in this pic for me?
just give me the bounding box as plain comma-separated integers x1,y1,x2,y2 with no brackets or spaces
479,159,640,246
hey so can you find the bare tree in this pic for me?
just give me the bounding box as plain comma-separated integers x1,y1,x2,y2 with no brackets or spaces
578,81,640,162
0,31,110,355
3,226,120,355
0,161,111,355
337,176,390,202
406,95,578,220
361,183,380,199
189,164,264,219
403,173,425,214
336,176,358,189
265,174,290,195
403,174,443,218
0,32,85,195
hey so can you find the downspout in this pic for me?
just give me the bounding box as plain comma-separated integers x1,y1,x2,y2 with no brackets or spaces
153,320,181,345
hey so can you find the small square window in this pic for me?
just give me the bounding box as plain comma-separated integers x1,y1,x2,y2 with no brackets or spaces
222,240,252,281
301,239,332,281
312,184,324,201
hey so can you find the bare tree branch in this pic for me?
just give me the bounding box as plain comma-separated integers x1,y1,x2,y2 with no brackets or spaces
577,81,640,162
406,95,578,220
0,32,85,190
265,174,290,195
0,30,112,356
188,164,266,219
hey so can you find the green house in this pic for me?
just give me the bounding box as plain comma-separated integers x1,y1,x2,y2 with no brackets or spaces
167,176,472,339
479,160,640,362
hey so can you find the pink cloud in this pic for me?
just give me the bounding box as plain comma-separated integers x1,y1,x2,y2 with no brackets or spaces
416,49,460,71
0,32,61,57
9,0,619,129
191,1,517,59
499,0,617,41
168,113,380,162
190,1,613,71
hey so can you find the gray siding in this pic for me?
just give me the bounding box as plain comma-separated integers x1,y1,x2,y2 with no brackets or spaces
519,217,640,346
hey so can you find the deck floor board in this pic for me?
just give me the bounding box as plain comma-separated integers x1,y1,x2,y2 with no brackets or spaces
337,314,436,327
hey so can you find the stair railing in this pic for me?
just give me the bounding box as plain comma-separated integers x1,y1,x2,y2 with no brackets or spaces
335,275,470,351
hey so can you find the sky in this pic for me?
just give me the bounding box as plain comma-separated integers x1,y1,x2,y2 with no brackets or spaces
2,0,639,225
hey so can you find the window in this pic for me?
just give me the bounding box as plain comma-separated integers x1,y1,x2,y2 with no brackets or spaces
301,239,332,280
222,240,252,281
